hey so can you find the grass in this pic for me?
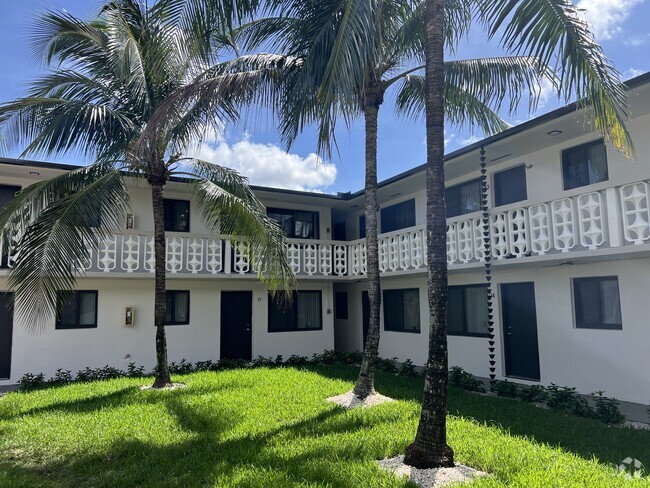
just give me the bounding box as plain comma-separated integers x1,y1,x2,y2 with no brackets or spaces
0,366,649,487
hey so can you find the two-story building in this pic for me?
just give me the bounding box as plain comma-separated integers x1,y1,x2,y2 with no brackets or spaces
1,72,649,405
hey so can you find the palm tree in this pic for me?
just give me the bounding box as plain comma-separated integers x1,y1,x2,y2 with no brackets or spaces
403,0,634,469
237,0,547,399
0,0,294,388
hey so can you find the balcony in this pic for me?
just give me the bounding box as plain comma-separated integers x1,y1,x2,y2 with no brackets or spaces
3,178,650,280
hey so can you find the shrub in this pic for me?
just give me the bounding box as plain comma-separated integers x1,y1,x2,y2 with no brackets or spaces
285,355,309,366
448,366,485,393
126,363,146,378
593,391,625,425
252,356,274,367
399,359,420,377
376,357,399,374
311,350,339,365
48,369,73,385
518,385,548,403
194,360,217,372
18,372,46,391
491,379,519,398
338,351,363,365
168,359,194,375
546,384,594,418
217,358,248,370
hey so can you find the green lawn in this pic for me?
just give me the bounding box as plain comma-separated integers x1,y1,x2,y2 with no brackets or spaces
0,366,648,487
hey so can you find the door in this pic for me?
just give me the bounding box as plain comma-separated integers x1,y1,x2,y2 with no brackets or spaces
0,293,14,379
362,291,369,349
501,282,540,381
220,291,252,361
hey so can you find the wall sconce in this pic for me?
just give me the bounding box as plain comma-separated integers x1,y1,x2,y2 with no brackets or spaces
326,308,332,314
125,306,135,327
126,213,135,230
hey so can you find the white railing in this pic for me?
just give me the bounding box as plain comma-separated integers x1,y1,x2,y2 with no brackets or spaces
5,178,650,278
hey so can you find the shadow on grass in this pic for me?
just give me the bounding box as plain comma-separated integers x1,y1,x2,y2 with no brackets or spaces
307,364,650,469
0,396,408,488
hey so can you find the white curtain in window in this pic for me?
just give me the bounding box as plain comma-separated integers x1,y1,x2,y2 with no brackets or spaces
600,279,621,325
297,292,321,329
78,293,96,326
465,287,488,334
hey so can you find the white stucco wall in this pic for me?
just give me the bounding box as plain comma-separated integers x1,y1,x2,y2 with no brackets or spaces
0,277,334,384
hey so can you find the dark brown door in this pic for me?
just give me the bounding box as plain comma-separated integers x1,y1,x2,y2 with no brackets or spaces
0,293,14,379
501,282,540,381
220,291,252,360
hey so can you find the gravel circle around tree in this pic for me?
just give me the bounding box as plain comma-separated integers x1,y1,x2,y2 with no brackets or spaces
378,455,488,487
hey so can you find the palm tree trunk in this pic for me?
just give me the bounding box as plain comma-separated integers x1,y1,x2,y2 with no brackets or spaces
150,178,173,388
403,0,454,469
353,95,382,399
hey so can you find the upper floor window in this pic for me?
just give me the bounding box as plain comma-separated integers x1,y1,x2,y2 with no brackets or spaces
448,285,489,336
56,291,98,329
383,288,420,333
165,290,190,325
268,208,319,239
381,199,416,233
0,185,21,268
268,291,322,332
493,165,527,207
164,199,190,232
573,276,622,330
446,179,481,218
562,139,608,190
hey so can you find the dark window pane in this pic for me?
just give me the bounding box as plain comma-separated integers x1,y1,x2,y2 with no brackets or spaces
165,291,190,325
333,221,347,240
383,289,420,333
164,199,190,232
381,199,416,233
494,166,527,206
268,208,319,239
446,179,481,218
269,291,322,331
359,215,366,239
447,285,489,336
573,276,622,329
56,291,98,329
562,140,608,190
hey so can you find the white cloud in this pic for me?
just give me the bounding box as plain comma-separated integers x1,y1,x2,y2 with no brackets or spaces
459,135,482,146
577,0,644,41
623,68,646,79
193,134,337,192
624,34,649,46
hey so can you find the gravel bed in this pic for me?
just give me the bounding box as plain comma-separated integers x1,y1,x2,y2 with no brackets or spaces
378,455,487,487
326,390,394,409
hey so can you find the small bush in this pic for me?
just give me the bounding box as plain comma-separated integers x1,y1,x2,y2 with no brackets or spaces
285,355,309,366
168,359,194,375
491,379,519,398
274,355,284,366
399,359,420,377
194,360,217,372
448,366,485,393
376,357,399,374
338,351,363,365
252,356,274,367
311,350,339,365
546,384,594,418
518,385,548,403
18,372,46,391
48,369,73,385
126,363,146,378
217,358,248,370
593,391,625,425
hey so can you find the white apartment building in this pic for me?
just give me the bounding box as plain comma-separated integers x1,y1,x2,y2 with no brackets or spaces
1,72,649,405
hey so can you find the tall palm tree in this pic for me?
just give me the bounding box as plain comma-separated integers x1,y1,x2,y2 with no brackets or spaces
0,0,294,388
403,0,634,469
237,0,548,399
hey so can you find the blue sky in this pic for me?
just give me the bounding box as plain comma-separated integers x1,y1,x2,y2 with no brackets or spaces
0,0,648,193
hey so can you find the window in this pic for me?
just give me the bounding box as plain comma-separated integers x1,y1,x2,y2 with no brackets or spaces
164,199,190,232
381,199,416,233
446,179,481,218
333,221,347,240
269,291,322,331
562,140,608,190
335,292,348,319
268,208,319,239
448,285,489,336
573,277,622,330
166,290,190,325
493,165,527,207
359,215,366,239
383,289,420,333
56,291,98,329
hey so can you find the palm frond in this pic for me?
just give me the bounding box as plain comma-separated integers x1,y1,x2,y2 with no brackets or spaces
0,163,129,331
182,158,296,294
477,0,633,156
